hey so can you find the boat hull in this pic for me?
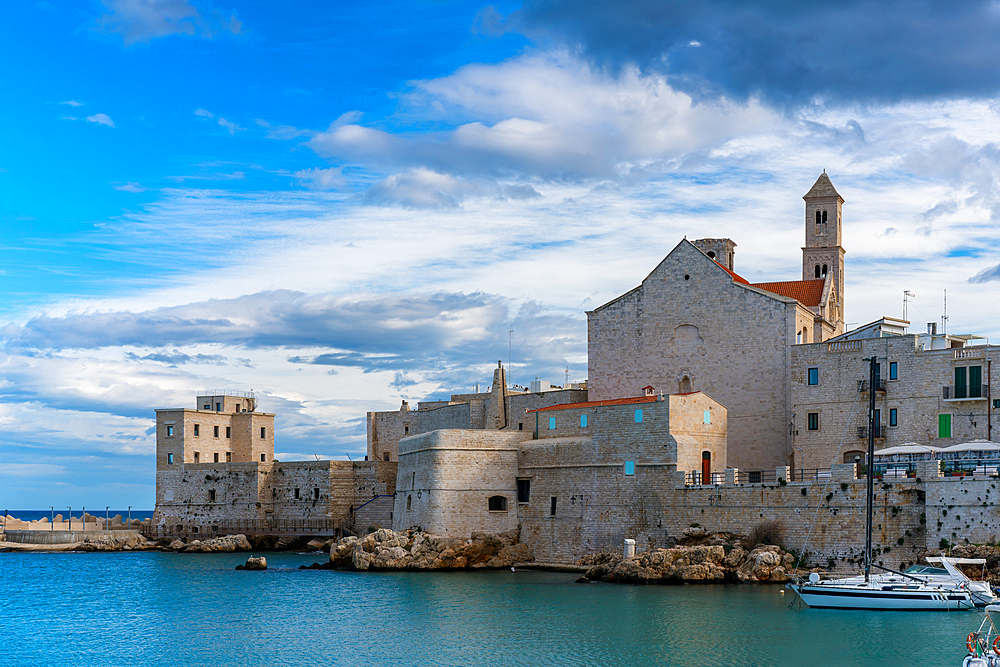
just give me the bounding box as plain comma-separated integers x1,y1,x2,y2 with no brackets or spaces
789,584,976,611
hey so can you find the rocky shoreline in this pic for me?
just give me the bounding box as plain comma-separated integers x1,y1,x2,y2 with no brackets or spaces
323,528,532,570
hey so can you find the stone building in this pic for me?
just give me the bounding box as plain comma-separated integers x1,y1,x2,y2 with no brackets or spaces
791,322,1000,469
392,391,728,560
153,392,396,535
367,362,588,462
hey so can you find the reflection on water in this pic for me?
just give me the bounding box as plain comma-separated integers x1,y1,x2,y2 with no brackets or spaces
1,551,975,666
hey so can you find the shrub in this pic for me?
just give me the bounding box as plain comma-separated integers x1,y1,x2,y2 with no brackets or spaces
744,519,783,548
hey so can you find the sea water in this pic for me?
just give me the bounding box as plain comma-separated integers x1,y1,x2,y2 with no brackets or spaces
0,550,978,667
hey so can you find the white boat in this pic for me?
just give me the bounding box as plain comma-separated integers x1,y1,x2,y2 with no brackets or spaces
788,355,990,611
960,604,1000,666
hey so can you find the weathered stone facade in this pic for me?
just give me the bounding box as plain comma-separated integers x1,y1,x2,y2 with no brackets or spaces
791,330,1000,470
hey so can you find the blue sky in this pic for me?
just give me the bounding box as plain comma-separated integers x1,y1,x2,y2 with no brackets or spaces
4,0,1000,508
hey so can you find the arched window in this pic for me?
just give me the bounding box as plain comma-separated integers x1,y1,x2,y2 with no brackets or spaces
679,376,692,393
815,265,821,278
822,264,828,277
488,495,508,511
707,250,716,259
815,211,822,225
822,210,828,224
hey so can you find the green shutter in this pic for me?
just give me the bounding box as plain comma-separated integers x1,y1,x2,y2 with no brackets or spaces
938,413,952,439
955,367,967,399
970,365,983,398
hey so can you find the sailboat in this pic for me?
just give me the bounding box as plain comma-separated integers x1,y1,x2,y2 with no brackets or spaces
788,356,989,611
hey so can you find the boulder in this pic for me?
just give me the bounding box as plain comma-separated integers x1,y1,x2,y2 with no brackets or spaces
183,534,252,553
243,556,267,571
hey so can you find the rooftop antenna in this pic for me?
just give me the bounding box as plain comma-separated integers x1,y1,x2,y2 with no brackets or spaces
508,330,513,387
903,291,915,332
565,366,570,386
942,289,949,336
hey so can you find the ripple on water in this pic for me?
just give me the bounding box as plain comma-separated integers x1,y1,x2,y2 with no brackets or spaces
0,552,979,667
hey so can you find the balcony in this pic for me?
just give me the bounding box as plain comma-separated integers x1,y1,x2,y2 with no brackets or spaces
857,425,887,439
858,379,887,393
943,384,985,401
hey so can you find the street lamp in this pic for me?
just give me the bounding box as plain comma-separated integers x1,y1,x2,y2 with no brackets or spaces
127,506,132,529
49,506,54,532
68,506,71,532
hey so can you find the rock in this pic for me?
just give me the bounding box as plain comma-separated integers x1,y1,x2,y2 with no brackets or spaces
183,534,252,553
78,532,155,552
352,547,373,571
330,536,358,568
306,538,328,551
682,526,706,538
243,556,267,571
575,577,590,584
169,539,185,550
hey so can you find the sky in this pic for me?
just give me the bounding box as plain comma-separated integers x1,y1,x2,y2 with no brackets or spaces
3,0,1000,509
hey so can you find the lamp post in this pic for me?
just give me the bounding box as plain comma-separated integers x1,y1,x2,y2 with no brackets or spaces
127,506,131,530
68,506,71,532
49,506,54,532
105,506,109,532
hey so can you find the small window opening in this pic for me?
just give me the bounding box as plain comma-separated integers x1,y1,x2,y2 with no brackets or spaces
684,274,690,280
550,497,557,516
889,408,898,427
383,452,390,462
634,409,643,423
314,488,320,500
260,427,266,439
214,426,219,438
815,210,822,225
517,479,530,503
679,376,692,393
822,210,828,224
166,425,173,437
194,424,200,437
889,361,898,380
194,451,200,463
548,416,556,430
226,452,231,462
580,414,588,428
412,472,416,487
213,452,219,463
203,404,211,410
807,413,819,431
226,426,231,438
707,250,716,259
808,367,819,385
815,265,821,278
518,423,523,430
822,264,828,277
703,410,711,425
260,453,266,462
209,490,216,502
488,495,508,511
294,488,300,499
624,461,635,475
406,495,412,510
215,402,221,412
167,453,174,464
404,425,409,434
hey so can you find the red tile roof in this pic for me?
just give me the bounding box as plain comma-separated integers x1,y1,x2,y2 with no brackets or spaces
750,279,826,307
527,395,661,413
715,262,750,285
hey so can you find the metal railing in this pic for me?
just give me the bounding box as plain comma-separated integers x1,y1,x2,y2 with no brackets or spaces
142,517,343,539
736,469,779,484
790,468,832,482
944,384,984,399
941,459,1000,479
684,471,726,486
858,379,887,393
856,425,887,439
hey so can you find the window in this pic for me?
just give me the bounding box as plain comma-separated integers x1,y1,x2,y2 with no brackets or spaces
955,366,967,399
994,399,1000,409
550,497,557,517
216,402,221,412
260,453,266,462
314,488,320,500
209,490,216,502
488,495,508,512
194,424,200,436
889,408,898,428
822,210,828,224
939,413,952,438
815,265,820,279
889,362,898,381
624,461,635,476
194,452,200,463
261,427,267,439
404,425,409,435
166,425,174,437
167,453,174,464
412,472,416,488
518,423,523,430
796,331,802,344
970,365,983,398
703,410,711,425
634,409,643,423
822,264,827,277
548,417,556,430
406,495,412,510
517,479,530,503
383,452,390,462
213,452,219,463
580,414,588,428
808,368,819,385
226,452,231,462
203,404,211,410
294,488,300,499
815,210,821,225
226,426,231,438
874,409,881,428
214,426,219,438
807,413,819,431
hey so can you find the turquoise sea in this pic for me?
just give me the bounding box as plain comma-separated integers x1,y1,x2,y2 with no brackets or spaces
1,551,979,667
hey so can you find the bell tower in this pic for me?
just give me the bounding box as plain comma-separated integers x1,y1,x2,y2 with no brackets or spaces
802,171,845,332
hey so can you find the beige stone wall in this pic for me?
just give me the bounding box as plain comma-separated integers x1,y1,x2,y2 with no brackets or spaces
587,240,797,470
791,336,1000,469
155,408,275,466
393,429,531,536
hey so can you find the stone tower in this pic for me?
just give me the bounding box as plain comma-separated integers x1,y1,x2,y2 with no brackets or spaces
802,172,845,332
692,238,736,271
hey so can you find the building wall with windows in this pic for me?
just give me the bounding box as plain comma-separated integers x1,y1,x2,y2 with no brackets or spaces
790,333,1000,470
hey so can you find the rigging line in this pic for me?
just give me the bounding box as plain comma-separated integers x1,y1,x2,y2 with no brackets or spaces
793,362,867,573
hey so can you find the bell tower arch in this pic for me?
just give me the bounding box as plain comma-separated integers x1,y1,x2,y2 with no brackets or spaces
802,171,845,333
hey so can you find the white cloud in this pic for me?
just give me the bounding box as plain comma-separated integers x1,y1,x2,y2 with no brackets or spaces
218,117,244,134
194,108,214,118
112,182,147,192
364,168,483,208
293,167,346,191
86,113,115,127
60,100,84,106
93,0,242,46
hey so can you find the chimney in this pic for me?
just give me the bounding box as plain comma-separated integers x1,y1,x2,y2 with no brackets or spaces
927,322,937,335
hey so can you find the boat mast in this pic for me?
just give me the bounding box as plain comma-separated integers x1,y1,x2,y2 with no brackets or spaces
864,355,877,583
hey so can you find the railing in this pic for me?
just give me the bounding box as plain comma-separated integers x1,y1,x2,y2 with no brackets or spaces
790,468,832,482
873,463,916,479
857,379,887,393
684,471,726,486
955,349,985,359
856,426,887,439
735,469,779,484
944,384,984,399
941,459,1000,479
828,340,863,352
